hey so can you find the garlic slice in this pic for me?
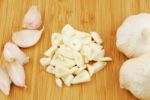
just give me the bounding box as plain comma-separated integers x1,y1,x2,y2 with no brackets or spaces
91,32,103,44
3,42,29,65
51,32,63,46
98,57,112,62
67,38,82,51
55,78,62,88
40,57,51,66
0,65,11,95
87,64,95,76
73,51,84,68
74,65,87,75
93,62,107,73
6,61,26,87
12,28,44,48
62,74,74,86
44,45,57,58
71,70,91,84
46,65,55,75
22,5,42,29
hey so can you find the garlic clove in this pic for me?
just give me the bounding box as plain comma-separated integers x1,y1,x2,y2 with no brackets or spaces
3,42,29,65
91,32,103,44
40,57,51,66
63,57,76,68
74,65,87,75
44,45,57,58
0,65,11,95
55,78,62,88
62,74,74,86
22,5,42,29
73,51,84,68
6,61,26,87
51,32,63,46
12,28,44,48
98,57,112,62
71,70,91,84
67,38,82,51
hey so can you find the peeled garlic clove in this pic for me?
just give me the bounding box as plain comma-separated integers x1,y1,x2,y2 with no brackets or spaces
3,42,29,65
81,36,92,44
91,32,103,44
22,5,42,29
73,51,84,68
0,65,11,95
93,62,107,73
61,24,75,37
40,57,51,66
63,57,76,68
71,70,91,84
6,61,26,87
12,28,44,48
51,32,63,46
62,74,74,86
46,65,55,75
87,64,95,76
44,45,57,57
55,78,62,88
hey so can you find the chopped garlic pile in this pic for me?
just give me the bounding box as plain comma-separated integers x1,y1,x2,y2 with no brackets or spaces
40,24,112,87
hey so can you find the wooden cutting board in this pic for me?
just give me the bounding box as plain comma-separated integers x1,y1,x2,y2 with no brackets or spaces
0,0,149,100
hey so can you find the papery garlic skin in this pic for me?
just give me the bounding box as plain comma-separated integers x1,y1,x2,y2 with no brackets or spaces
120,54,150,100
0,65,11,95
6,61,26,87
12,28,44,48
22,5,42,29
3,42,29,65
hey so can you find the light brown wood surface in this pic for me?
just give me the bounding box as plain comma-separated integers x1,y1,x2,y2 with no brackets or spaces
0,0,149,100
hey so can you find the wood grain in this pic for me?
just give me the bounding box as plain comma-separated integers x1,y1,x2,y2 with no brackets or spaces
0,0,149,100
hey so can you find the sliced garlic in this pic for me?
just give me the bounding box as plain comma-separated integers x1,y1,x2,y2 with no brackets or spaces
74,65,87,75
62,74,74,86
87,64,95,76
55,78,62,88
71,70,91,84
98,57,112,62
91,32,103,44
40,57,51,66
51,32,63,46
0,65,11,95
56,45,74,59
63,57,76,68
93,62,107,73
55,66,73,78
6,61,26,87
73,51,84,68
22,5,42,29
46,65,55,74
67,38,82,51
12,28,44,48
3,42,29,65
44,45,57,57
81,36,92,44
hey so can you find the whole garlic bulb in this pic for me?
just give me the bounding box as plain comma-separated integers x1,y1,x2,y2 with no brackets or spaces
120,54,150,100
116,13,150,58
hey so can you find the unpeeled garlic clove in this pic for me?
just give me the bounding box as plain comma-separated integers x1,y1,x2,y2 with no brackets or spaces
3,42,29,65
71,70,91,84
6,61,26,87
0,65,11,95
12,28,44,48
22,5,42,29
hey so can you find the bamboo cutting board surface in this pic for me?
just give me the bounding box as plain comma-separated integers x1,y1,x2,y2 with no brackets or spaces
0,0,149,100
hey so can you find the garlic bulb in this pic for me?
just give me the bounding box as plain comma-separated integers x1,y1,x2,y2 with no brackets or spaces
12,28,44,48
22,5,42,29
6,61,26,87
116,13,150,58
0,65,11,95
3,42,29,65
120,54,150,100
